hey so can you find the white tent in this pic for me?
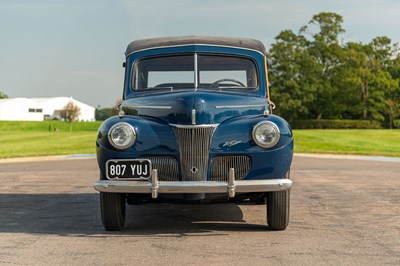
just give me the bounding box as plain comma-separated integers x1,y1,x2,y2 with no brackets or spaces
0,97,95,121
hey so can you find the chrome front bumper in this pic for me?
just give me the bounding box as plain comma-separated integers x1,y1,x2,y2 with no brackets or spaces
94,169,292,199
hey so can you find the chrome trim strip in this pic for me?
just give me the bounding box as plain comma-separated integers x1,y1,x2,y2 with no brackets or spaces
94,178,292,196
215,104,267,109
123,105,172,110
126,44,265,57
191,109,196,125
194,53,198,89
169,123,218,129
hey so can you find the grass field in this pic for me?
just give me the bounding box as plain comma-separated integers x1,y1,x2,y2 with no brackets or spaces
0,121,399,158
0,121,101,158
293,129,400,157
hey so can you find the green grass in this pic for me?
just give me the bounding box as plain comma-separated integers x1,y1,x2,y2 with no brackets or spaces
0,121,101,158
0,121,101,132
0,122,399,158
293,129,400,157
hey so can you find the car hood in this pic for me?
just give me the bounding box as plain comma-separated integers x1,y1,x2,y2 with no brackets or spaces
121,91,269,124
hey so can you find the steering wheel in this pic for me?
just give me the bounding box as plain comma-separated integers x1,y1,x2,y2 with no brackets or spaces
210,78,246,88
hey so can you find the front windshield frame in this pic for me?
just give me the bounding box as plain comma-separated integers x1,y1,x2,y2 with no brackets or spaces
131,53,259,92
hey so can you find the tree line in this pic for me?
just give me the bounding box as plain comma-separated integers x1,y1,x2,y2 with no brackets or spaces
268,12,400,128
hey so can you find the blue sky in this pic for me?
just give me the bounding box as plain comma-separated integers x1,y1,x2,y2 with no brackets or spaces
1,0,400,108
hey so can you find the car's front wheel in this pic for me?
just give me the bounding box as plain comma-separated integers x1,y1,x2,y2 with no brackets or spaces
267,189,290,230
100,192,126,231
266,171,290,230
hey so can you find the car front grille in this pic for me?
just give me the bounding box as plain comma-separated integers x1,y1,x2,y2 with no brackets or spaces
141,156,179,181
210,156,251,181
172,125,217,181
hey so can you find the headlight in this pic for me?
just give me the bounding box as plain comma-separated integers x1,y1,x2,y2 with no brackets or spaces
108,122,136,149
252,121,280,148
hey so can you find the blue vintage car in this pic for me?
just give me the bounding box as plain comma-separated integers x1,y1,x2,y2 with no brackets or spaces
94,36,293,231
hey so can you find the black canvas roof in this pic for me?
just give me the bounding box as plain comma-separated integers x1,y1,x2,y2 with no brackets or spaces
125,36,266,55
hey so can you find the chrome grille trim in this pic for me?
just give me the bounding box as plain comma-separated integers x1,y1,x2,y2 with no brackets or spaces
169,124,219,129
210,156,251,181
171,124,218,181
141,156,179,181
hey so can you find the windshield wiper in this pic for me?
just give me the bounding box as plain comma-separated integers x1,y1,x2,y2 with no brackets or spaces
206,86,256,91
144,86,174,91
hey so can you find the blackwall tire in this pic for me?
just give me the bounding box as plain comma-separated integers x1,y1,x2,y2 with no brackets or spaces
267,189,290,230
100,192,126,231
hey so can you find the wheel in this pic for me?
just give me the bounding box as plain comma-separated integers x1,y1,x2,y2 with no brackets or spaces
266,171,290,230
267,189,290,230
100,192,126,231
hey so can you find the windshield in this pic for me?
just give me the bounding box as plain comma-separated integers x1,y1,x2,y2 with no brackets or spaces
132,54,258,91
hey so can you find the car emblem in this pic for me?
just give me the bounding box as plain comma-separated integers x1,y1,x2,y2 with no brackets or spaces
223,140,242,147
190,167,198,174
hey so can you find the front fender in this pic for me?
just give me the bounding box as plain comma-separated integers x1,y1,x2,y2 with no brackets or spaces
96,116,179,177
97,116,178,153
211,114,293,152
210,114,293,179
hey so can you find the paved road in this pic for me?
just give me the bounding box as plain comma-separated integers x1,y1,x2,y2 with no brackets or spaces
0,155,399,265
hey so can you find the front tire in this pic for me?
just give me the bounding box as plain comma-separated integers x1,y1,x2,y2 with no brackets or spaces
100,192,126,231
266,170,290,230
267,189,290,230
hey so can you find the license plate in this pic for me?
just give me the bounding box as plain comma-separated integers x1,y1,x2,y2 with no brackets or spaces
106,159,152,179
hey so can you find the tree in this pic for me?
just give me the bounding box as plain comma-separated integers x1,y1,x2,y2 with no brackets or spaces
334,42,369,119
268,12,346,121
371,37,400,127
387,55,400,128
0,91,8,99
268,12,400,127
338,38,399,124
268,30,316,120
386,98,400,128
300,12,345,119
62,101,81,122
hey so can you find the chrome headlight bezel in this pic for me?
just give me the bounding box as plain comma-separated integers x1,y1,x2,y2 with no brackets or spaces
252,121,280,148
108,122,136,149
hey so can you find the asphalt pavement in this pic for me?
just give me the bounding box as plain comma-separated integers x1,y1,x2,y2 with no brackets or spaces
0,155,399,265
